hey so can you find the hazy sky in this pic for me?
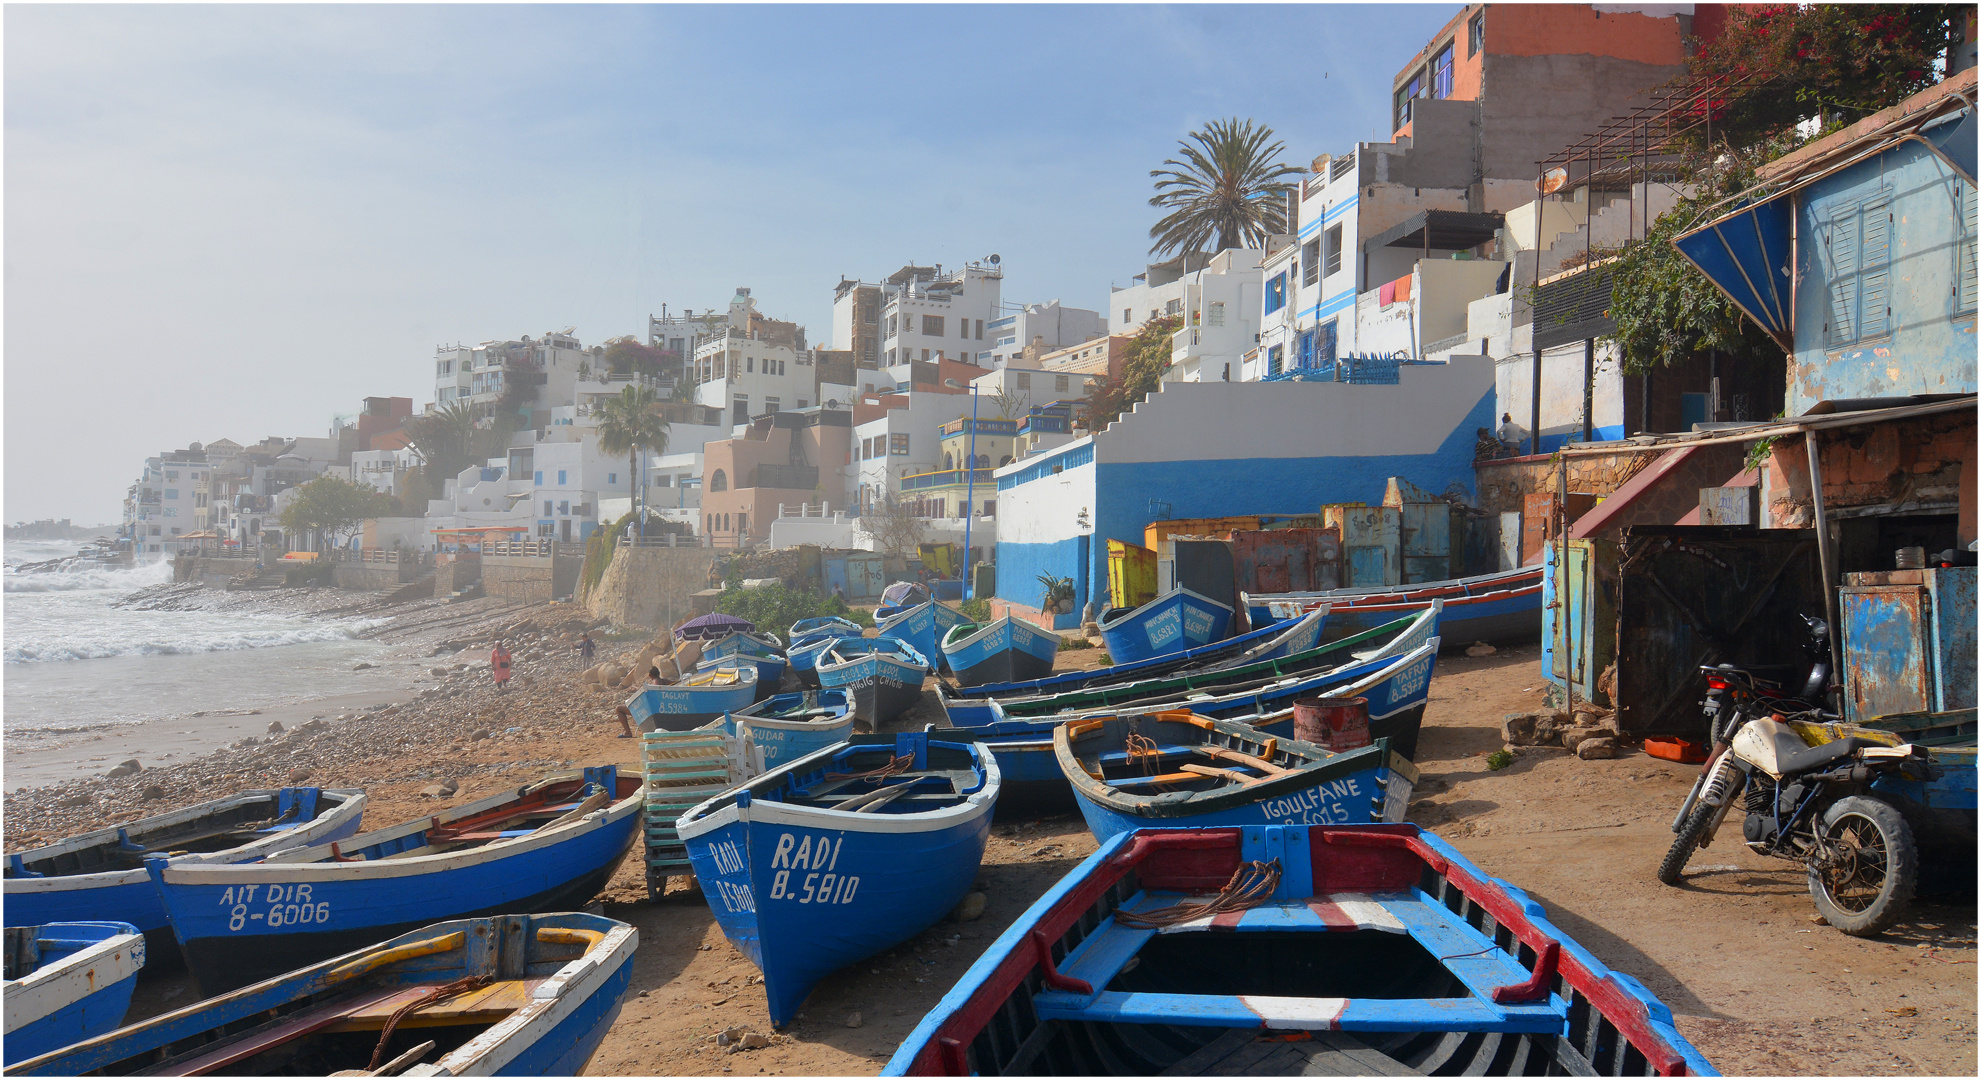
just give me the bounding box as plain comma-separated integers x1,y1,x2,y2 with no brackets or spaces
4,2,1455,524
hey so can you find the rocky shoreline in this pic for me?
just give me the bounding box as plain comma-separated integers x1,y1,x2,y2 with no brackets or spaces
2,590,650,852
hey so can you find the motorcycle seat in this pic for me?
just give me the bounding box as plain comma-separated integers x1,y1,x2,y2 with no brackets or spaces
1773,735,1867,776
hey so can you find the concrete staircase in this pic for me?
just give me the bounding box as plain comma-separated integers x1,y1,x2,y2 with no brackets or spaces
226,565,287,592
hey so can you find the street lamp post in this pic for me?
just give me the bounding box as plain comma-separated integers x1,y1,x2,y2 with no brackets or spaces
963,385,978,601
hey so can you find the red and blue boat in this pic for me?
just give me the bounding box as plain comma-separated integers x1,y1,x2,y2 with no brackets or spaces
885,824,1716,1076
3,921,145,1066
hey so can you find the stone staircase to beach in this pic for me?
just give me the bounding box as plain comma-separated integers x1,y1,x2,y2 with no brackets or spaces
226,565,287,592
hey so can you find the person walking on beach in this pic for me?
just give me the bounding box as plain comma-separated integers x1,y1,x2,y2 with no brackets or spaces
576,633,596,664
490,640,513,692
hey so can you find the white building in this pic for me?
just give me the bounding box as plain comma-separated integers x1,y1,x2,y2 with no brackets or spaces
689,288,818,425
850,393,960,514
1107,249,1268,383
853,262,1005,369
432,330,595,421
981,300,1106,368
967,366,1097,417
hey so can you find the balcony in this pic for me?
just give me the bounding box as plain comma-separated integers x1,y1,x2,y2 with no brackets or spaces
742,464,819,490
901,468,994,492
938,417,1018,438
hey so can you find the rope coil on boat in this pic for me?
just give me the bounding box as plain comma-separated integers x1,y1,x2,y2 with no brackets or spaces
825,753,915,784
367,974,493,1070
1114,859,1282,928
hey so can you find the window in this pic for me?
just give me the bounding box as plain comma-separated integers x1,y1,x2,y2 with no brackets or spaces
922,315,945,336
559,500,570,515
165,489,179,500
1431,43,1454,99
1013,371,1031,389
164,508,178,518
738,512,747,535
557,470,567,485
535,470,543,485
166,471,178,480
1298,329,1316,368
1325,224,1343,276
1824,191,1893,347
958,319,968,339
1123,307,1132,324
1394,70,1423,128
1959,181,1977,313
1302,239,1321,286
1208,300,1226,327
921,348,931,362
710,469,728,492
885,349,896,365
1055,375,1069,392
944,452,955,470
1319,320,1339,366
608,472,617,484
765,397,780,413
891,434,910,455
976,320,984,339
544,500,554,516
1468,11,1484,56
1265,273,1287,314
1165,298,1182,315
798,399,808,408
746,357,754,372
886,315,897,337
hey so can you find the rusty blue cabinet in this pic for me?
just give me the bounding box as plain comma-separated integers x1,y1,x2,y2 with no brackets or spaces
1322,504,1399,588
1839,567,1977,724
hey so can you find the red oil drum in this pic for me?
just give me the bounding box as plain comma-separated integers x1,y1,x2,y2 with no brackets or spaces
1292,695,1371,752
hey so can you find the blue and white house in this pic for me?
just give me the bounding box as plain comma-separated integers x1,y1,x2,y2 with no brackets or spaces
993,355,1495,622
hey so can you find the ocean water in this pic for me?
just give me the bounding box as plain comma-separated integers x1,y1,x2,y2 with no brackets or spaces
3,540,396,789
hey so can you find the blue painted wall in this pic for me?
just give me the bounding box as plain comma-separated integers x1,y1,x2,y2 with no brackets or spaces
1789,120,1977,412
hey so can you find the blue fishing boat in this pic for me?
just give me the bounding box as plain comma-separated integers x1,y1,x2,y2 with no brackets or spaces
1251,565,1544,646
8,912,637,1077
2,787,366,951
936,606,1329,705
697,650,787,701
817,635,932,726
942,615,1059,689
945,603,1439,729
1098,587,1234,665
885,823,1716,1076
877,601,969,673
788,618,865,688
627,665,759,731
145,766,642,997
678,731,998,1028
703,629,786,661
3,921,145,1066
1056,710,1417,845
726,689,860,771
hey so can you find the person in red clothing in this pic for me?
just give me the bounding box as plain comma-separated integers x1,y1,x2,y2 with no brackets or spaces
490,640,513,692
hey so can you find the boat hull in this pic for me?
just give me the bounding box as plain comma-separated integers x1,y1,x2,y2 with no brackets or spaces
2,923,145,1066
924,727,1075,818
726,690,859,771
1322,584,1541,647
879,602,963,674
680,735,998,1028
944,616,1059,689
817,638,930,726
1099,588,1234,665
148,774,643,997
2,788,366,951
629,671,759,731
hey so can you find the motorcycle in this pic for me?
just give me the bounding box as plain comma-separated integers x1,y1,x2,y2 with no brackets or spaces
1657,618,1939,935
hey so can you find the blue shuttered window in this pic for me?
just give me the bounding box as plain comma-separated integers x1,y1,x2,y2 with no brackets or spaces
1825,189,1892,348
1959,182,1977,314
1297,330,1315,368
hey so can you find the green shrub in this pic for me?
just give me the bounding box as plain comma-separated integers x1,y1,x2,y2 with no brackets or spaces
717,583,875,637
959,597,992,623
1058,635,1093,650
1486,749,1514,771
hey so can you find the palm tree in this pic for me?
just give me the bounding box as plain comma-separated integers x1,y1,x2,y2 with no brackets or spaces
1147,118,1303,256
595,384,671,538
403,402,479,482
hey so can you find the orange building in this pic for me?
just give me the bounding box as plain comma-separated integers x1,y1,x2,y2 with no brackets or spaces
699,410,855,547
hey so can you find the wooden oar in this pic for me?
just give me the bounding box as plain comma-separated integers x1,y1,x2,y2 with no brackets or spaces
1179,763,1282,787
1196,746,1294,776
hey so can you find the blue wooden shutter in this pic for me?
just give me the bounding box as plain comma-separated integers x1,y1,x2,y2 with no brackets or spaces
1825,205,1858,346
1856,196,1891,340
1960,182,1977,314
1298,330,1315,368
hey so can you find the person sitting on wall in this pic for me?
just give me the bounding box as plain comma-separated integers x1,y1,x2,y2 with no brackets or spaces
1497,412,1525,456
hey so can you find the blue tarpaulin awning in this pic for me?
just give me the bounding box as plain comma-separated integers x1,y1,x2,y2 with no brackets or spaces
1670,195,1796,349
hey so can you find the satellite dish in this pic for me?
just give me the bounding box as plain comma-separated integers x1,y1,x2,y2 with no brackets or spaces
826,399,840,409
988,254,1001,265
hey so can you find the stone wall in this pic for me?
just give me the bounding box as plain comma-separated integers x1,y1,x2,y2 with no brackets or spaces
331,565,401,592
178,556,258,587
1472,449,1659,517
1763,410,1975,541
435,558,481,596
483,555,555,605
586,546,719,630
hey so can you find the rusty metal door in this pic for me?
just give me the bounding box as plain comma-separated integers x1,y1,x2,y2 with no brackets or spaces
1612,526,1824,735
1838,585,1934,724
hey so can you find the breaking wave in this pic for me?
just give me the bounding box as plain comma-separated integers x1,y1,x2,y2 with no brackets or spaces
3,619,384,664
2,558,171,593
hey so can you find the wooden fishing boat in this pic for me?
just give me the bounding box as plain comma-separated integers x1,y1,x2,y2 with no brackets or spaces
8,912,636,1077
943,615,1060,689
884,823,1717,1077
679,732,998,1029
1252,565,1544,646
145,767,643,997
876,581,933,620
937,607,1329,705
928,633,1440,819
696,650,787,701
725,689,859,771
788,619,865,689
3,787,366,951
878,600,970,673
1098,587,1235,665
1056,710,1417,845
703,629,786,661
952,603,1439,728
3,921,145,1066
627,665,759,731
817,635,933,726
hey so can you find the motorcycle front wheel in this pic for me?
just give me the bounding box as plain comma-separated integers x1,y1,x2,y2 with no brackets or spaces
1807,796,1918,936
1657,801,1715,886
